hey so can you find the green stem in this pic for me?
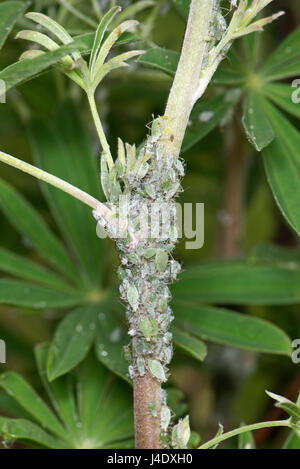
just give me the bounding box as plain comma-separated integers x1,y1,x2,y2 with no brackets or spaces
199,419,291,449
164,0,215,157
0,150,106,212
87,92,114,170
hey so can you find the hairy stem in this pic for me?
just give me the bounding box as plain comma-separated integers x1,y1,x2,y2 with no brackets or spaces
87,92,114,170
164,0,215,157
199,419,291,449
131,0,216,449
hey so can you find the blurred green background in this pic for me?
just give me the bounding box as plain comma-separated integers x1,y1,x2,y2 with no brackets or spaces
0,0,299,448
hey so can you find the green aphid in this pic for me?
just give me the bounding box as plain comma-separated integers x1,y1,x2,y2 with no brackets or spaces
139,317,158,340
151,116,164,140
137,356,146,376
100,153,110,200
144,183,156,199
148,359,167,382
127,284,139,312
158,298,168,313
165,181,181,200
128,252,140,265
161,405,171,431
143,248,156,259
155,250,169,272
172,416,191,449
137,162,149,179
148,401,157,417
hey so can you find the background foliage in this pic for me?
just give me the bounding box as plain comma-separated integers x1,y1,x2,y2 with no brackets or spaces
0,0,299,448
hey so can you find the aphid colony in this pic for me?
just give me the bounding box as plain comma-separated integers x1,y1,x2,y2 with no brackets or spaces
93,116,184,438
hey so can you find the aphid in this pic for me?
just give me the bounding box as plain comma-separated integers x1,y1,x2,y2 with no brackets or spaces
127,284,139,311
148,401,157,417
127,252,140,265
137,356,146,376
172,416,191,449
148,359,167,382
128,365,135,380
139,317,158,340
155,250,169,272
160,405,171,431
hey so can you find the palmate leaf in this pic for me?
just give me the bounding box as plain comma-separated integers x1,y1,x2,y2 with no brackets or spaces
0,42,79,92
0,247,72,290
174,303,291,357
0,348,134,449
0,278,82,310
0,179,77,283
47,304,98,381
262,83,300,120
262,101,300,236
173,261,300,305
242,91,274,151
260,25,300,81
0,1,28,51
89,6,121,80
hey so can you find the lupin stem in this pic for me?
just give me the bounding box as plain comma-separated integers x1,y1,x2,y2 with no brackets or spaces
164,0,216,158
132,0,216,449
87,92,114,170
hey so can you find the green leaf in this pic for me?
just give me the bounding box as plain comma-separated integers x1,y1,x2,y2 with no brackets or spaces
30,99,104,286
260,25,300,80
238,428,256,449
77,353,133,447
89,6,121,79
25,12,74,46
242,91,274,151
0,247,72,290
35,344,81,440
0,42,79,91
262,82,300,120
173,261,300,305
0,418,66,449
173,328,207,362
262,101,300,236
0,178,77,282
95,301,129,383
0,1,28,51
137,47,179,76
94,20,138,75
0,278,82,310
266,391,300,422
0,372,66,440
249,243,300,270
182,91,240,152
47,305,98,381
174,303,292,356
